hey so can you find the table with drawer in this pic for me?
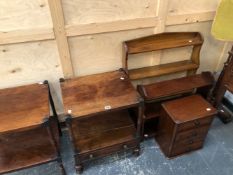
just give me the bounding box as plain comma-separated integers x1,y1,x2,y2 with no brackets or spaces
155,95,217,158
60,70,143,173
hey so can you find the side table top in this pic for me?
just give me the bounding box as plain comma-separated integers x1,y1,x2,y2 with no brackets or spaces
61,70,141,118
0,83,50,133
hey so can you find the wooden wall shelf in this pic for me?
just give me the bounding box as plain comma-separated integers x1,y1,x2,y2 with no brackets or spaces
123,32,203,80
60,70,143,174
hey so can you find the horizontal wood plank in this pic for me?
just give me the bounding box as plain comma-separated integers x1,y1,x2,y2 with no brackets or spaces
0,11,216,45
0,28,54,45
66,17,158,36
166,11,215,26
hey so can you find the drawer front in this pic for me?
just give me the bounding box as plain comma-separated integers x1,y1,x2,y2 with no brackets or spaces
171,141,204,157
174,136,205,147
177,116,213,132
77,139,139,162
175,125,210,142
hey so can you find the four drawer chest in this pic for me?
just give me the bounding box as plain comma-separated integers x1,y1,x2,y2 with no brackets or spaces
155,95,217,158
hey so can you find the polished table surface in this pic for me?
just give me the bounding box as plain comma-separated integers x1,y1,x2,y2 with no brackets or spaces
61,70,141,118
0,83,50,133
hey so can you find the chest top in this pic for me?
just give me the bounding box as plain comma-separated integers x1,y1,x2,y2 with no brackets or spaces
162,95,217,123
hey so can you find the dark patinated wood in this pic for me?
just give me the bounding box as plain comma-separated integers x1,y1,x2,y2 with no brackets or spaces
0,122,57,174
155,95,217,158
61,70,143,173
137,72,214,138
129,60,199,80
0,83,49,134
138,72,214,101
123,32,203,80
212,46,233,123
61,70,140,118
0,83,65,175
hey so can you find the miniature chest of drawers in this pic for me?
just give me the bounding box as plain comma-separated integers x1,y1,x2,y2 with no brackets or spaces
155,95,217,158
60,70,143,173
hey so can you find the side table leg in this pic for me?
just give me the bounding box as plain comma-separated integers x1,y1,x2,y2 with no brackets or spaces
58,159,66,175
133,146,141,157
75,164,83,174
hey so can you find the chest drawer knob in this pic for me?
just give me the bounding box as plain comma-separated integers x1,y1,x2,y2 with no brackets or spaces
192,132,197,137
188,140,194,144
123,145,128,149
194,120,200,127
89,154,93,159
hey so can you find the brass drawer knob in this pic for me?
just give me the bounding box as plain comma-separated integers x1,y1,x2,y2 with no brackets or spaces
89,154,93,159
194,120,200,127
123,145,128,149
192,132,197,137
188,140,194,144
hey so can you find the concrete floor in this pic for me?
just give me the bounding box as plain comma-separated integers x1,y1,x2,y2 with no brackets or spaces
7,118,233,175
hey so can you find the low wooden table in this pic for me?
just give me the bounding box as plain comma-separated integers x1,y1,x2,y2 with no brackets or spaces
60,70,143,173
0,82,65,174
155,95,217,158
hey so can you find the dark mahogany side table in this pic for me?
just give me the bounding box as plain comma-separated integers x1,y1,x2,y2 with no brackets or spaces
60,69,143,174
0,82,65,175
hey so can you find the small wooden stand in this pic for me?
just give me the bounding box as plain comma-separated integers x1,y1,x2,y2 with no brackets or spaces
60,70,143,174
0,82,65,175
156,95,217,158
123,32,204,80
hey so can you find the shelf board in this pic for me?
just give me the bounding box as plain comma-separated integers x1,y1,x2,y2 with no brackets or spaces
125,32,203,54
0,127,58,174
72,110,137,153
129,60,198,80
138,72,214,101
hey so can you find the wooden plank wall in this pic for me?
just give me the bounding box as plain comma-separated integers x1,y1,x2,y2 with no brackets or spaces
0,0,229,117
